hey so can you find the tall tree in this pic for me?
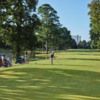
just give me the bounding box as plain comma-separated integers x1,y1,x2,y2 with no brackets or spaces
88,0,100,48
58,27,72,50
0,0,38,57
38,4,60,54
71,39,77,49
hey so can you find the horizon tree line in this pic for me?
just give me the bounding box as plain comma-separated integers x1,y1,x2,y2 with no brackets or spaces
0,0,94,57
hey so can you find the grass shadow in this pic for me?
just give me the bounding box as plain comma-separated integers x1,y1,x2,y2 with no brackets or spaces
62,58,100,61
0,67,100,100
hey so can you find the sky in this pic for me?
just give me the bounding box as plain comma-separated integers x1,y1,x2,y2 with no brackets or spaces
36,0,92,41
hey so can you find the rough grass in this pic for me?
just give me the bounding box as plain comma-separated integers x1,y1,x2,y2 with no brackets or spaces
0,51,100,100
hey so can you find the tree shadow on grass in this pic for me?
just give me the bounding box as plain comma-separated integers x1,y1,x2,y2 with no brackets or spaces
30,57,49,62
79,54,100,56
34,63,97,67
61,58,100,61
0,67,100,100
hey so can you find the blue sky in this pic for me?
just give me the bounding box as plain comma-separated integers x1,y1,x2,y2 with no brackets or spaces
37,0,92,41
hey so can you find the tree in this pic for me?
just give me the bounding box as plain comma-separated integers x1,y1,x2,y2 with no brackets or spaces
71,39,77,49
77,40,91,49
0,0,38,57
88,0,100,48
48,23,61,50
58,27,73,50
38,4,60,54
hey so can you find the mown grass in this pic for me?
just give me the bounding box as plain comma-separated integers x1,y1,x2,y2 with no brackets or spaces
0,51,100,100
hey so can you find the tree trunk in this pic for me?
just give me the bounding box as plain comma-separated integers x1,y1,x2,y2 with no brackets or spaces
42,41,44,52
46,39,48,54
16,24,21,57
50,34,52,53
46,33,49,54
50,40,52,53
16,43,20,57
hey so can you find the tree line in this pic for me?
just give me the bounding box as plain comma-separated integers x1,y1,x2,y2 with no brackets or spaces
1,0,95,57
0,0,78,57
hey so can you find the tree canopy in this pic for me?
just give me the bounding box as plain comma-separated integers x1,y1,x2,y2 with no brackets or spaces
88,0,100,48
0,1,77,55
37,4,60,53
0,0,39,56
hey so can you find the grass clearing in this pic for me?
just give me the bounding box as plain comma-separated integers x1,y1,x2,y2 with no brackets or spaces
0,51,100,100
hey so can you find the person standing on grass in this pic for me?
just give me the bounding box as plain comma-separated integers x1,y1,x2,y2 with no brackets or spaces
25,52,29,64
50,51,55,65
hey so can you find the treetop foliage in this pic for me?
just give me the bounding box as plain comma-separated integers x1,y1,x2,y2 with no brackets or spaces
88,0,100,48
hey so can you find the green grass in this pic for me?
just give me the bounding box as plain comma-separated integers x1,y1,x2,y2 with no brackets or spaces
0,51,100,100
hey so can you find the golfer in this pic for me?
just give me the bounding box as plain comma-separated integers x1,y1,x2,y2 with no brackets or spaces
50,51,55,65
